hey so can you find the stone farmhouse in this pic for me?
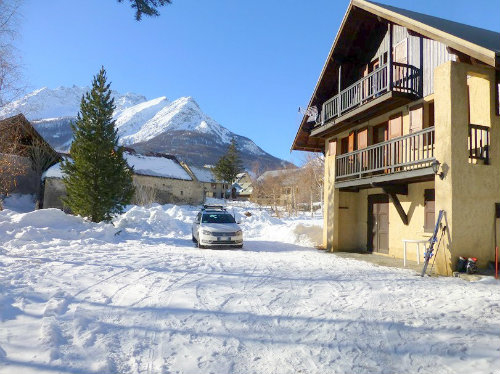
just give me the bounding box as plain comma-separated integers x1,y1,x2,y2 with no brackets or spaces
43,150,205,209
292,0,500,275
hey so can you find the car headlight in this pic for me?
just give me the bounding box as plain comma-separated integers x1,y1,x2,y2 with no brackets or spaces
202,230,212,236
235,230,242,236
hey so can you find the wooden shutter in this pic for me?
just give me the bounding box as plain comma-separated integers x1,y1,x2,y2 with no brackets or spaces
357,129,368,149
409,105,423,133
389,113,403,139
348,131,355,152
328,139,337,157
357,128,368,169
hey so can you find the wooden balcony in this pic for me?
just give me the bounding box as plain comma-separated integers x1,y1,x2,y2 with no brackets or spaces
311,62,422,138
335,127,435,189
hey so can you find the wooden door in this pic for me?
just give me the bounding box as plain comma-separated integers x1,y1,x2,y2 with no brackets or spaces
368,194,389,253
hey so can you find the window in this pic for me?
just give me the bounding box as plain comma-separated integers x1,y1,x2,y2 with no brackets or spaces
211,183,216,189
340,137,348,154
427,102,434,127
180,190,183,196
202,213,236,224
424,189,435,233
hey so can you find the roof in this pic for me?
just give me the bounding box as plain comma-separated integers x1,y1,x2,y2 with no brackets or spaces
190,166,216,183
0,113,60,160
232,182,253,196
124,152,192,180
44,151,193,181
291,0,500,152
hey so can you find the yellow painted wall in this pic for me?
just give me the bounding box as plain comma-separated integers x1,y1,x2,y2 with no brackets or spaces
329,182,434,260
321,61,500,275
434,61,500,274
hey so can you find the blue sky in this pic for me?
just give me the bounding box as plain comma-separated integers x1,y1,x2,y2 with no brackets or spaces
16,0,500,166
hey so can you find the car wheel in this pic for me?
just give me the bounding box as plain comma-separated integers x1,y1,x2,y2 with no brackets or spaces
197,241,205,249
192,235,197,243
235,244,243,249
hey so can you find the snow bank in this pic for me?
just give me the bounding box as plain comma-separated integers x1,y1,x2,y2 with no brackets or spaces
114,204,197,238
0,200,322,255
0,208,117,253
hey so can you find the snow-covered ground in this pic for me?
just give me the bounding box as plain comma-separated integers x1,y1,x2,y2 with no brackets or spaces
0,200,499,374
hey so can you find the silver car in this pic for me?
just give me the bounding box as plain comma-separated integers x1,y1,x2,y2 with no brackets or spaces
192,205,243,249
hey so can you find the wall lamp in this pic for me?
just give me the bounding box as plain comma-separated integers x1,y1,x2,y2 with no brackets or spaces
431,160,445,180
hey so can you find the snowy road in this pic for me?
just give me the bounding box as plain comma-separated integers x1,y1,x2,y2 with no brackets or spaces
0,201,499,373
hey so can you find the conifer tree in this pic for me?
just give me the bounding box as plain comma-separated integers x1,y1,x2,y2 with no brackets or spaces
61,67,134,222
213,139,243,184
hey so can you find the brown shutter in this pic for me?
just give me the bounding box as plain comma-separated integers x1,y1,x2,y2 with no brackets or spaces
328,139,337,156
409,105,423,133
348,132,355,152
357,128,368,149
389,113,403,139
357,128,368,169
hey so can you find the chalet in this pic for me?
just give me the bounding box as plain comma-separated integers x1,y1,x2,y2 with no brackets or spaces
231,172,253,200
292,0,500,274
0,114,60,198
43,150,205,208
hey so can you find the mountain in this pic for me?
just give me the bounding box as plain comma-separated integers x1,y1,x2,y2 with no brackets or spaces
0,87,292,171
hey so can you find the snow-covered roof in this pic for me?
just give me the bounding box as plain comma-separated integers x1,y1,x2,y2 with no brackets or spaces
190,166,216,183
232,182,253,196
124,152,192,180
43,152,192,181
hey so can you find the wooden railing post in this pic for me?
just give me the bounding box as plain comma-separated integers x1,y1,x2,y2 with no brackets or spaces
388,22,393,91
338,66,342,117
391,140,396,173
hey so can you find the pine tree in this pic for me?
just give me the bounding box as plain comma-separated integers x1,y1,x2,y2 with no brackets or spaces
61,67,134,222
117,0,172,20
213,139,243,184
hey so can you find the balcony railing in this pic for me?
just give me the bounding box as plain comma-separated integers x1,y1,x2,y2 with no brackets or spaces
336,127,435,181
320,62,421,125
468,124,489,164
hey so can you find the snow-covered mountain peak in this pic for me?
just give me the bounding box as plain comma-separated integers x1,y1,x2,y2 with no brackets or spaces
119,95,232,145
0,86,147,121
1,85,289,169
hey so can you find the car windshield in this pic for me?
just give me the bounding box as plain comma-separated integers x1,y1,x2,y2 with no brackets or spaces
202,213,236,224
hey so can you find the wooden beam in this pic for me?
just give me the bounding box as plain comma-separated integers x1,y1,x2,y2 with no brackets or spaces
373,183,408,195
381,186,408,225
